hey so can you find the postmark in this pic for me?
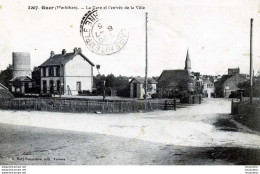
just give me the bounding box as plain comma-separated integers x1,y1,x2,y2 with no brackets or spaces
80,10,129,55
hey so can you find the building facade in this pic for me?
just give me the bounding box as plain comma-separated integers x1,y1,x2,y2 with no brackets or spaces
202,79,214,98
129,77,157,99
222,73,247,98
228,68,240,76
39,48,94,95
157,50,196,98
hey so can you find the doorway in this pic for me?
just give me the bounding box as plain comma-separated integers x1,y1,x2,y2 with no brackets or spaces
133,83,137,98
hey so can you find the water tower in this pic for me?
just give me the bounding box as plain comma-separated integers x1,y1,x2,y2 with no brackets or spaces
12,52,32,78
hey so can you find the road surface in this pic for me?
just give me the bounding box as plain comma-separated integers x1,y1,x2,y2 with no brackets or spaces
0,98,259,165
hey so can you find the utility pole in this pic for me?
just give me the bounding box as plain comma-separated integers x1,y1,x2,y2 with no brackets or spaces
144,12,148,112
250,18,253,105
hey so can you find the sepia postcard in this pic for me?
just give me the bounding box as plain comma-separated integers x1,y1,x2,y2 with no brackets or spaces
0,0,260,173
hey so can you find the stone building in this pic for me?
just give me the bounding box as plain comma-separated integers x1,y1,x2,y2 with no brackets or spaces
157,50,195,97
222,73,247,98
129,77,157,99
38,48,94,95
228,68,240,76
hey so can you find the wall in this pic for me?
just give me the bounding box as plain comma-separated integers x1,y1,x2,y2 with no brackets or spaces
232,101,260,131
223,74,247,98
203,83,214,98
64,54,93,95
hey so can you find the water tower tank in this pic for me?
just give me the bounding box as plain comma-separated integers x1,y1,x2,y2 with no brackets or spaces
12,52,32,78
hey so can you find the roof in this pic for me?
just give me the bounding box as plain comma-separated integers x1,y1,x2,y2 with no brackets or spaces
39,52,94,67
0,83,14,99
158,69,192,84
129,77,158,84
223,73,248,84
10,76,34,82
0,83,8,90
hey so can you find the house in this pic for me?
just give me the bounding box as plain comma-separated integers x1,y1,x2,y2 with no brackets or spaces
0,83,14,99
222,73,248,98
129,77,157,99
202,78,214,98
192,72,203,94
157,50,195,98
157,70,194,97
9,52,34,94
10,76,34,93
214,68,248,98
38,48,94,95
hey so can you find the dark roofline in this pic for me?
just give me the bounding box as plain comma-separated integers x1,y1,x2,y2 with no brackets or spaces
79,52,94,66
0,83,8,90
39,51,94,67
10,76,34,82
129,77,158,84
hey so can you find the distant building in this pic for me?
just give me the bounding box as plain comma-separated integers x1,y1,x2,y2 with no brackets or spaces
129,77,157,99
9,52,34,94
38,48,94,95
228,68,240,76
202,78,214,98
222,73,247,98
184,49,191,73
157,49,195,98
214,69,248,98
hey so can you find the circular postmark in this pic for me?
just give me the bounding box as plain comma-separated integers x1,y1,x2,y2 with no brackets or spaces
80,10,129,55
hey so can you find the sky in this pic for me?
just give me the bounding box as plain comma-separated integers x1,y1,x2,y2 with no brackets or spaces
0,0,260,77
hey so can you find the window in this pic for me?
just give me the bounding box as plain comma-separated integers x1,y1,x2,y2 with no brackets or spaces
42,68,46,77
76,81,81,91
56,66,60,76
46,68,49,77
49,67,53,77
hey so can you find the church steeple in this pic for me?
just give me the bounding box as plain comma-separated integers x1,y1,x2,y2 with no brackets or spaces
184,49,191,72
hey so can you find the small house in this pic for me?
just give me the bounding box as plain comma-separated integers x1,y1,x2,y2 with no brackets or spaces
129,77,157,99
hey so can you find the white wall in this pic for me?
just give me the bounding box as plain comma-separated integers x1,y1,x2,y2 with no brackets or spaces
64,54,93,95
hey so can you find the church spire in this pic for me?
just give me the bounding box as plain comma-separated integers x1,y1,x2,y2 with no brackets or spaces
185,49,191,72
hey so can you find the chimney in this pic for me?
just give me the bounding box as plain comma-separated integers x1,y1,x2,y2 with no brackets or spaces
73,47,82,54
50,51,55,57
62,49,66,55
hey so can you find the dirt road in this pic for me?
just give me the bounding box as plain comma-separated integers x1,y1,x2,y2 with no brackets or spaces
0,98,259,165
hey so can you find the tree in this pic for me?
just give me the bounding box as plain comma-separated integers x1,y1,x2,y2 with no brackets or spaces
0,64,13,88
142,79,153,92
32,66,41,86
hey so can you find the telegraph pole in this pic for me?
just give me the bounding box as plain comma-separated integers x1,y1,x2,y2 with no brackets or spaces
250,18,253,105
144,12,148,112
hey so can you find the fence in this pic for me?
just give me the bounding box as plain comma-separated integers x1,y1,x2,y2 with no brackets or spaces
180,94,202,104
231,99,260,131
0,98,176,113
